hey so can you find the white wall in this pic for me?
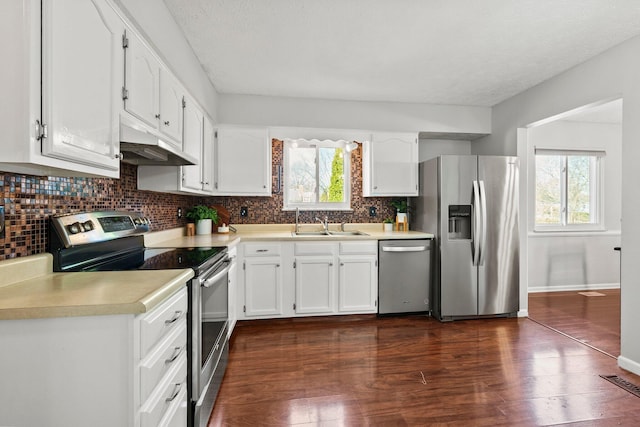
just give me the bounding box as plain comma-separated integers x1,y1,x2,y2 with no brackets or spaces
218,94,491,134
418,139,471,162
112,0,219,119
476,34,640,374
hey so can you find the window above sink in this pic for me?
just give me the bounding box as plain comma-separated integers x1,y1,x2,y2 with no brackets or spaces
282,138,357,211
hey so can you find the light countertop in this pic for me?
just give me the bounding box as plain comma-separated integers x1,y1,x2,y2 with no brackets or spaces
145,223,434,248
0,254,194,320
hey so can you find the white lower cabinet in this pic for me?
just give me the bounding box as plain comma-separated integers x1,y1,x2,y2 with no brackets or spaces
0,286,188,427
238,240,377,321
243,244,284,317
295,255,335,314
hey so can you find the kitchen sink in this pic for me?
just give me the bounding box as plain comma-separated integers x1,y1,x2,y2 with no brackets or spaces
292,231,331,236
328,231,369,236
291,230,369,237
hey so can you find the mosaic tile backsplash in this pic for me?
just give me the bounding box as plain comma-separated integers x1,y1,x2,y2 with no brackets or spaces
1,141,397,260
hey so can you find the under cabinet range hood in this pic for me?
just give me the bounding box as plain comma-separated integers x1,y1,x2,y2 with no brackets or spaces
119,114,197,166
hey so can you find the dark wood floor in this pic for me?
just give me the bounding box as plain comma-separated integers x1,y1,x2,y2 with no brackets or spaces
528,289,620,358
209,313,640,426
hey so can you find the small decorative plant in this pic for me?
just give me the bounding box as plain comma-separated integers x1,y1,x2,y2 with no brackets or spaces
382,217,394,231
186,205,219,223
390,199,408,214
383,217,394,224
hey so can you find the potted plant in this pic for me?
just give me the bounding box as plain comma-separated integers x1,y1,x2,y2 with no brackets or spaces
390,199,408,223
186,205,219,235
383,217,394,232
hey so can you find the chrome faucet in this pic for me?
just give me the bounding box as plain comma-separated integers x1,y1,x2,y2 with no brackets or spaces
315,215,329,233
295,207,300,233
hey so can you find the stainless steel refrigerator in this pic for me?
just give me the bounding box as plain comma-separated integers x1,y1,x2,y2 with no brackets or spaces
413,155,519,321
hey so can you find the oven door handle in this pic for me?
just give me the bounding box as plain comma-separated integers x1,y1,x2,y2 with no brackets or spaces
202,260,231,288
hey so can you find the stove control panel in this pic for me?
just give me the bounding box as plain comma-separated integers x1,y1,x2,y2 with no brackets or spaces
51,211,151,248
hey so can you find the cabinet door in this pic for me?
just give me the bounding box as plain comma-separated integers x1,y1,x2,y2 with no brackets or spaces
244,257,283,317
295,256,335,315
201,117,215,193
41,0,121,171
339,256,377,313
180,97,204,192
216,127,271,195
364,132,418,196
158,68,183,146
124,29,160,128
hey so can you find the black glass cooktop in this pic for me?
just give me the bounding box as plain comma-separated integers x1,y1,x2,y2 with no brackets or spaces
81,246,226,274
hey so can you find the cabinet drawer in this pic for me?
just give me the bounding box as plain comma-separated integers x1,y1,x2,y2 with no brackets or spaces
140,320,187,404
294,242,336,256
140,352,187,427
159,385,188,427
244,243,281,256
140,288,188,359
339,241,377,255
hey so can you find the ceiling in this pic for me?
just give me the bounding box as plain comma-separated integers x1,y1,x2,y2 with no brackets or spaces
164,0,640,107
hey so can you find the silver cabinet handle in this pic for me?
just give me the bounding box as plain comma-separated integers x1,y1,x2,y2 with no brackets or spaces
164,311,183,325
165,346,182,364
165,383,182,402
381,246,428,252
256,249,268,253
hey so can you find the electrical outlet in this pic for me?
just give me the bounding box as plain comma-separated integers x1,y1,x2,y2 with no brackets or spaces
369,206,377,217
177,207,182,219
240,206,248,217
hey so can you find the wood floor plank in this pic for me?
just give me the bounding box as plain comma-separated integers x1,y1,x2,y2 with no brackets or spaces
528,289,620,357
209,315,640,426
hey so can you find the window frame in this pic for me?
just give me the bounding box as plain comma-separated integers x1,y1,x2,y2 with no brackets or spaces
533,148,605,232
282,139,352,211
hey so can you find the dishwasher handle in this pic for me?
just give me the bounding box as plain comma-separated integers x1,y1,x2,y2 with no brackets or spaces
381,246,428,252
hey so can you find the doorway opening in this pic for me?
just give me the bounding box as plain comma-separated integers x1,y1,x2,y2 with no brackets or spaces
522,98,622,357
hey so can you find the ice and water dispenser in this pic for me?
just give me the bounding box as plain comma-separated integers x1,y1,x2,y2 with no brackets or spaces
448,205,471,239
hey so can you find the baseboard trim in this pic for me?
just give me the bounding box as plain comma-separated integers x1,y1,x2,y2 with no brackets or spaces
518,309,529,318
618,355,640,376
528,283,620,293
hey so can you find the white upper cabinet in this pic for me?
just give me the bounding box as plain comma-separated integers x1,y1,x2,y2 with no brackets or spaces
201,117,216,193
362,132,419,196
123,29,183,150
0,0,122,177
123,30,159,129
215,126,271,195
180,96,205,192
158,68,184,143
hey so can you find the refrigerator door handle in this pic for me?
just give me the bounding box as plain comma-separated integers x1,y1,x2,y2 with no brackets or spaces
479,180,488,266
472,180,481,266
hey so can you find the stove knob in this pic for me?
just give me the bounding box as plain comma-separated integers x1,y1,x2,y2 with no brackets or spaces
82,220,94,231
144,217,151,225
67,222,82,234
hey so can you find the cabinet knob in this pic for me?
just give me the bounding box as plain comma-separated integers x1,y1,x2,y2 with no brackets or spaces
114,153,123,160
263,185,267,189
155,114,160,119
374,186,378,189
164,120,170,126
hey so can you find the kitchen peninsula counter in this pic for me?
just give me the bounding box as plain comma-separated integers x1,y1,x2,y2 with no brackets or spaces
0,253,193,320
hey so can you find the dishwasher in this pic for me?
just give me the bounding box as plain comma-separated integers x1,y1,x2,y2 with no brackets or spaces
378,239,432,314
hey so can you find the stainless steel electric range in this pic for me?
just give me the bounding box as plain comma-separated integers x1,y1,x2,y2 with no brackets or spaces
48,211,229,427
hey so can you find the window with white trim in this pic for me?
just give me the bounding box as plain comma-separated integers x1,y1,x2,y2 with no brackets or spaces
283,139,352,210
534,148,605,230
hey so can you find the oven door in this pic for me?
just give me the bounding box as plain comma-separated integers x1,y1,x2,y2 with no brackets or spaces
191,257,230,427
